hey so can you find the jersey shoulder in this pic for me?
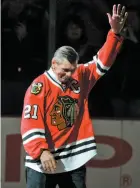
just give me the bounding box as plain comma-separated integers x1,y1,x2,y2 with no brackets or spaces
25,73,49,98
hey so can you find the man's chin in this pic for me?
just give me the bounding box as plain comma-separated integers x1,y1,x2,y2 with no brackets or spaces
61,78,69,83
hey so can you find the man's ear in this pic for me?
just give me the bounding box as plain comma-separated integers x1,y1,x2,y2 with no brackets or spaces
52,58,57,69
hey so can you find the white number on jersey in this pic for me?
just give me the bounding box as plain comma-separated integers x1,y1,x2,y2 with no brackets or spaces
24,105,38,119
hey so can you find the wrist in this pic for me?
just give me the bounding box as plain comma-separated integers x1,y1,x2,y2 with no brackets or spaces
111,29,121,37
111,29,120,34
40,148,49,157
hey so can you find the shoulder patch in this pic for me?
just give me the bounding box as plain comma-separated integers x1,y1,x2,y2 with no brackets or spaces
31,82,43,95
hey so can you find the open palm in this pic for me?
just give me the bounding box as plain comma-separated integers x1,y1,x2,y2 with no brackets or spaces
107,4,128,34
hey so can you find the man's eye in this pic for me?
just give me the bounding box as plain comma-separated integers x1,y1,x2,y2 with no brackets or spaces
71,69,75,74
63,69,69,72
64,69,75,73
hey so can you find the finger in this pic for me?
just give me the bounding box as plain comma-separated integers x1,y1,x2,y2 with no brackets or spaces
51,158,57,170
113,4,117,15
46,161,52,172
123,12,128,25
43,161,52,172
106,13,112,23
42,161,48,171
117,4,121,15
48,161,55,173
120,6,126,17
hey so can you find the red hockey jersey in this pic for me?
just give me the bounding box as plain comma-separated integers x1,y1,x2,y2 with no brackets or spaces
21,30,123,173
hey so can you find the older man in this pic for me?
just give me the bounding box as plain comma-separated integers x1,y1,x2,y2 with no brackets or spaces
21,4,128,188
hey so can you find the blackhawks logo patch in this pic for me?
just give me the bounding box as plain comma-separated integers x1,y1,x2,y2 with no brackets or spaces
50,96,79,131
31,82,43,95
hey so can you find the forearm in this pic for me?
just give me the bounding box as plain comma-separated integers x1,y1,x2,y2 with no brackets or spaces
97,29,124,68
21,125,48,159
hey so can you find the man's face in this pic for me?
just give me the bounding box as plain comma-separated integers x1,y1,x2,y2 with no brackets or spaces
52,59,77,83
67,22,82,40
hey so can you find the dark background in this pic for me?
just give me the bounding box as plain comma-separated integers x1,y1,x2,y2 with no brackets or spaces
1,0,140,118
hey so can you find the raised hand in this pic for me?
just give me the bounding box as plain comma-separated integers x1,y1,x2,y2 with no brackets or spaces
107,4,128,34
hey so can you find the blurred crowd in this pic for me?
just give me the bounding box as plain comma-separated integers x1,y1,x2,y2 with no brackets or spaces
1,0,49,81
1,0,140,118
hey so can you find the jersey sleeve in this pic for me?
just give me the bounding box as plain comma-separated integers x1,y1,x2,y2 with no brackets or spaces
78,30,124,93
21,75,48,159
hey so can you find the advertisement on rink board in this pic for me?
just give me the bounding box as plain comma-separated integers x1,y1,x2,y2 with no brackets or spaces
1,117,140,188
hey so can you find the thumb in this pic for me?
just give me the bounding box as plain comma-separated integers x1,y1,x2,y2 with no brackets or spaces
107,13,112,23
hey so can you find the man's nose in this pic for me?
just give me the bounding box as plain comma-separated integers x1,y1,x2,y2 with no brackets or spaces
66,72,72,77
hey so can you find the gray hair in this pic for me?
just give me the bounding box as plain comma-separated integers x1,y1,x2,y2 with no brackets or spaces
53,46,79,64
